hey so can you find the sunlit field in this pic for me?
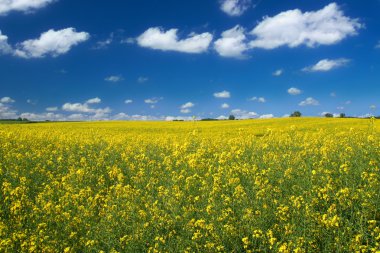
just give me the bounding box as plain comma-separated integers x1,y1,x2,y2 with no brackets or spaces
0,118,379,252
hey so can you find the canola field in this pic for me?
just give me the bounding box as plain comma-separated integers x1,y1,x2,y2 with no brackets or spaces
0,118,379,253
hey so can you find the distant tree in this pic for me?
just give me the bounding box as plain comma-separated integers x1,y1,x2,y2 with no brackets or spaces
339,113,346,118
201,118,218,121
325,113,333,118
290,111,302,117
17,117,23,121
22,118,29,122
229,115,236,120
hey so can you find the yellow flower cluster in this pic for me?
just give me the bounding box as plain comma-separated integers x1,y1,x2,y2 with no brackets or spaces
0,118,379,252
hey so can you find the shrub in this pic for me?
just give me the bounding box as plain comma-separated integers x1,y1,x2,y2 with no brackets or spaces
290,111,302,117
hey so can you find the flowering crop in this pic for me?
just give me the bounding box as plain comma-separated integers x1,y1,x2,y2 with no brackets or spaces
0,118,379,252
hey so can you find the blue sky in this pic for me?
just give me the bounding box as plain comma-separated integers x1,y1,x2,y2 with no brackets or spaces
0,0,379,121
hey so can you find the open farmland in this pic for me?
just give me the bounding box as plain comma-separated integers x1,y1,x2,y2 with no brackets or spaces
0,118,379,252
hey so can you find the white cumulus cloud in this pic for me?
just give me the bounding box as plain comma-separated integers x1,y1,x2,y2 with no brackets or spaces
303,58,350,72
299,97,320,106
221,103,230,109
180,109,191,114
358,113,374,118
259,114,274,119
46,106,58,112
14,28,90,58
62,97,110,119
288,87,302,95
144,97,163,104
62,103,95,113
20,112,65,121
230,109,258,119
105,75,123,82
0,100,17,118
164,116,196,121
0,31,12,54
0,0,56,15
181,102,194,109
220,0,251,16
249,96,266,103
320,112,341,118
249,3,362,50
0,96,15,103
214,25,248,58
137,27,213,54
273,69,283,76
113,113,164,121
216,115,228,120
86,97,101,104
180,102,194,114
214,90,231,98
124,99,133,104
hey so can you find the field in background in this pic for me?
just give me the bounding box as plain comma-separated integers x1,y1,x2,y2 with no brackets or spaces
0,118,379,252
